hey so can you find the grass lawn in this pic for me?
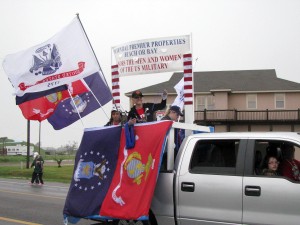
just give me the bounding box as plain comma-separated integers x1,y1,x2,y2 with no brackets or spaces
0,165,75,183
0,155,76,183
0,155,75,163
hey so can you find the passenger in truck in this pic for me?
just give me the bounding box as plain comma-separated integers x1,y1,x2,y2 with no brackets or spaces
280,143,300,181
262,155,280,176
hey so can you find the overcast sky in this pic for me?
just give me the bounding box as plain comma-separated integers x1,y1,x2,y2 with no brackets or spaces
1,0,300,148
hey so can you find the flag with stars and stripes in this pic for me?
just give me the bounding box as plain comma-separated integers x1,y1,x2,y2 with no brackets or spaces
63,125,122,223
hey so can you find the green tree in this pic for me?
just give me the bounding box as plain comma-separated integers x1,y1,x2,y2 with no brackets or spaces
55,158,63,167
64,141,78,155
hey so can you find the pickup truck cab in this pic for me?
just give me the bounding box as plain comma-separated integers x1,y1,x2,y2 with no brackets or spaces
151,131,300,225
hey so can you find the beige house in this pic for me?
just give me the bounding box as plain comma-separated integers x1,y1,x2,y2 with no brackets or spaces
126,69,300,132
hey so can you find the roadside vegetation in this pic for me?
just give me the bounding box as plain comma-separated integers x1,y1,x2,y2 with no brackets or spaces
0,155,76,183
0,155,75,162
0,165,75,183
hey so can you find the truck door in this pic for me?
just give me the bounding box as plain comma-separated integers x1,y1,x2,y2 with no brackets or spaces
176,138,245,225
242,140,300,225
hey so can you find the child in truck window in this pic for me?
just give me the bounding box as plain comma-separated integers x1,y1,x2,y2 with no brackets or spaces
262,155,280,176
262,155,279,176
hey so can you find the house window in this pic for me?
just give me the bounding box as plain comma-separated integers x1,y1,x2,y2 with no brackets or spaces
275,94,285,109
247,94,257,109
196,95,215,110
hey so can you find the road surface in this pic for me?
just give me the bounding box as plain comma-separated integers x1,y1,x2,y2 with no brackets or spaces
0,178,105,225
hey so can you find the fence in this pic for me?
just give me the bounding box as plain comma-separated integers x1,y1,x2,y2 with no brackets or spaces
195,109,300,122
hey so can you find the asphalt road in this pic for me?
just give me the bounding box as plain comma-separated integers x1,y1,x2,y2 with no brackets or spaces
0,178,105,225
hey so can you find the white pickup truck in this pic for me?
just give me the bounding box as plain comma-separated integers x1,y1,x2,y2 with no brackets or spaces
113,122,300,225
105,123,300,225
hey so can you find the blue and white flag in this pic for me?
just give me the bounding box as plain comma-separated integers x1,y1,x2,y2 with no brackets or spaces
63,125,122,223
2,17,99,97
47,72,112,130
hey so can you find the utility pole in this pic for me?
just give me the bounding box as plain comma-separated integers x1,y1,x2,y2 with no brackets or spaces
0,137,7,156
26,120,30,169
38,122,41,154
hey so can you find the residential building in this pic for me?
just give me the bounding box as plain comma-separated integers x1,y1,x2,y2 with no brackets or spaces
125,69,300,132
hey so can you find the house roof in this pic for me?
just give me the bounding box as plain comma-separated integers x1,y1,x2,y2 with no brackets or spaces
125,69,300,96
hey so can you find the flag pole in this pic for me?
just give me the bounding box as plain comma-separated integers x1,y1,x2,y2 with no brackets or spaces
38,122,41,154
81,79,110,120
76,13,114,121
26,120,30,169
76,13,110,88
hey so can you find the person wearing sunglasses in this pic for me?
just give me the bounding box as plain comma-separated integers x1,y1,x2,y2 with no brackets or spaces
127,89,167,123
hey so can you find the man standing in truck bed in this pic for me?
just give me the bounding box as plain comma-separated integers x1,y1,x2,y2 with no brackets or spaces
127,89,167,123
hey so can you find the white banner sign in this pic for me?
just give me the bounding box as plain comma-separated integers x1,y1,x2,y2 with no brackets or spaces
112,35,190,76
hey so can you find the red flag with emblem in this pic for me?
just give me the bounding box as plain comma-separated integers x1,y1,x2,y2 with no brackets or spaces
18,80,88,121
100,120,172,220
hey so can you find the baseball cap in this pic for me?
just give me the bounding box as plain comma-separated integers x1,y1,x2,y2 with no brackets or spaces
111,107,121,115
111,106,118,112
132,90,143,98
170,105,183,116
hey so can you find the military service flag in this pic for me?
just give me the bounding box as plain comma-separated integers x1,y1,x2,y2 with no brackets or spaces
2,17,99,96
18,80,88,121
100,121,172,220
63,125,122,223
47,72,112,130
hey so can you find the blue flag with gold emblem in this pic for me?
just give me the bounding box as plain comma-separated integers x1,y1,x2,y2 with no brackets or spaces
63,125,121,223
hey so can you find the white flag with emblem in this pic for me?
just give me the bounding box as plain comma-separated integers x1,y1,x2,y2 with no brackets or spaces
172,77,184,110
2,17,99,97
